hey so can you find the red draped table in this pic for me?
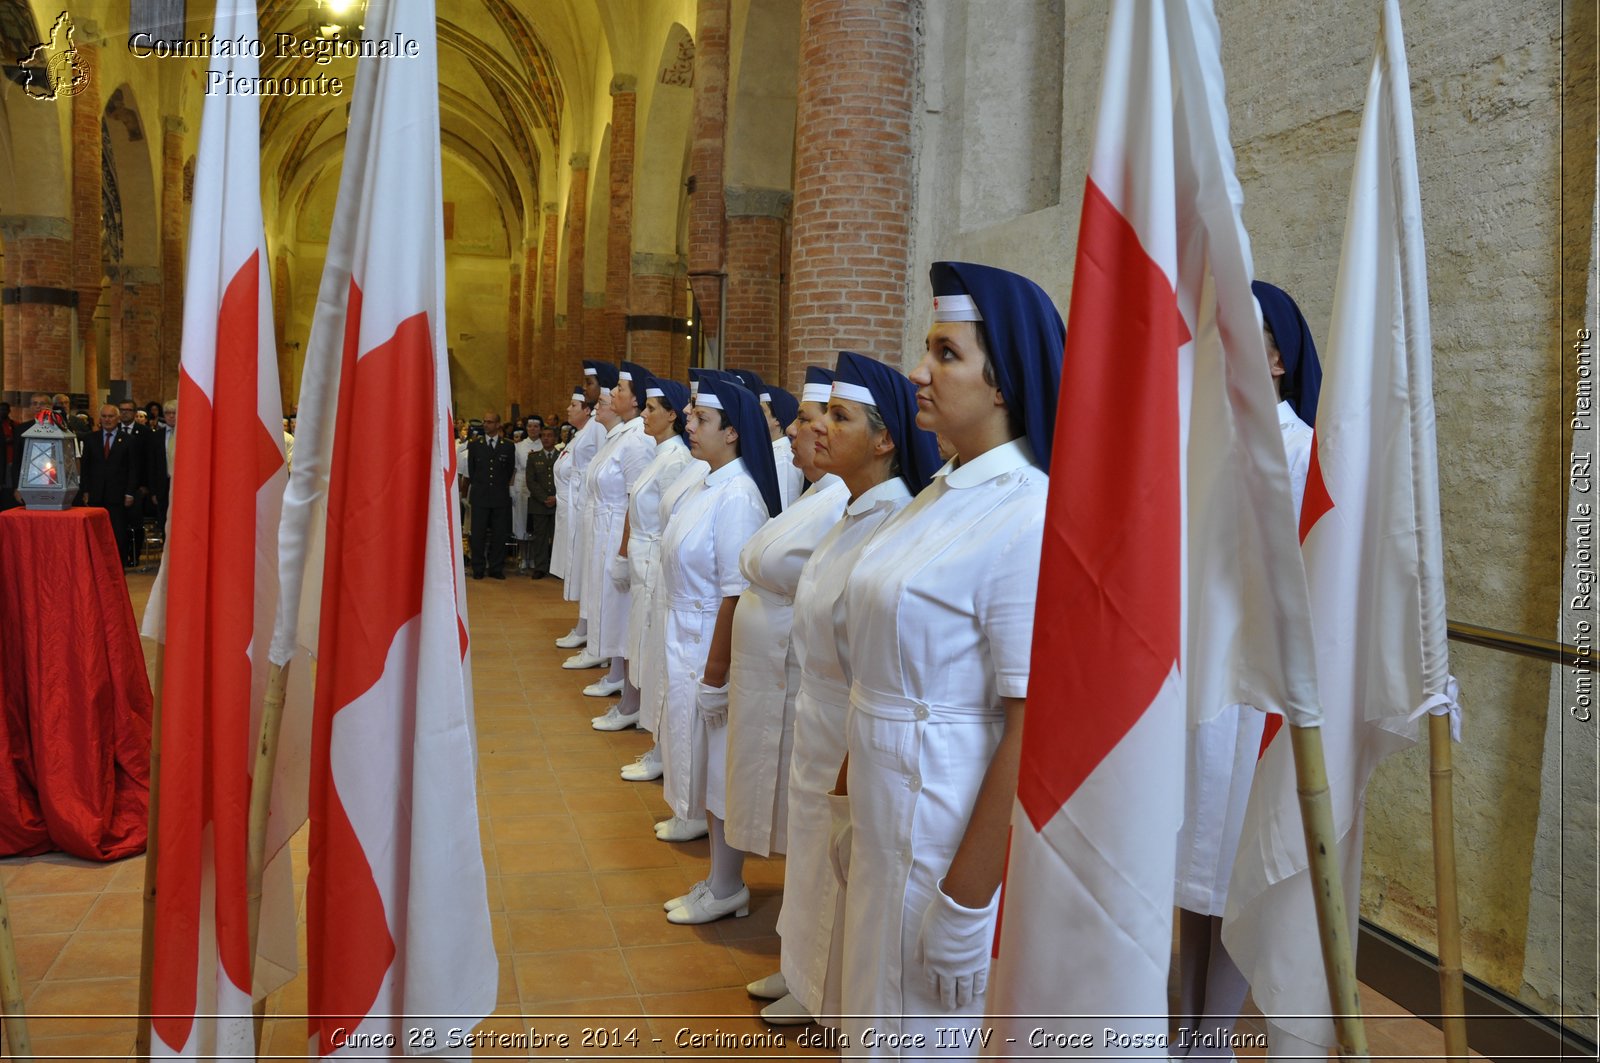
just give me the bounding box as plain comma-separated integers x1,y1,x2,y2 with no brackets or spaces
0,507,151,859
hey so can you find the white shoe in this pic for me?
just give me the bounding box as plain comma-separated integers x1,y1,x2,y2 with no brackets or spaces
621,748,663,781
746,972,788,1001
583,676,625,698
555,631,587,649
759,993,813,1026
662,878,707,912
562,652,607,670
654,816,708,842
666,883,749,925
591,706,638,730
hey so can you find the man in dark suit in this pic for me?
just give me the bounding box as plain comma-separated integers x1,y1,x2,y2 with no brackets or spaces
79,404,139,564
146,400,176,531
525,426,559,578
116,400,151,564
465,411,516,580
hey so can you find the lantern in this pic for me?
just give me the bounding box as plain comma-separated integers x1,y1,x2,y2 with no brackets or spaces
17,413,80,510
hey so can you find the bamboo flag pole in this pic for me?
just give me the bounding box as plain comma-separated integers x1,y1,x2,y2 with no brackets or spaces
0,872,33,1061
1288,723,1371,1061
246,661,292,1052
1428,712,1468,1059
134,643,164,1063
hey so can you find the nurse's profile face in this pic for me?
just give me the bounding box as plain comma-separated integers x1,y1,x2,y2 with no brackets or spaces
791,402,827,475
820,397,886,476
912,321,1004,437
687,405,737,465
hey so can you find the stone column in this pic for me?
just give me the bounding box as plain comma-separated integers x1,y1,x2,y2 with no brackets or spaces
1,215,76,392
788,0,915,385
606,77,637,360
273,251,292,408
506,263,521,406
70,32,102,401
538,205,559,413
688,0,729,360
724,186,790,383
584,295,607,360
520,243,536,411
627,253,680,377
107,268,124,382
161,116,186,401
119,266,163,402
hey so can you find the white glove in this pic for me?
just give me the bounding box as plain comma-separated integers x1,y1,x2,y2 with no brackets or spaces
914,879,999,1010
695,681,730,728
827,793,852,886
609,554,630,590
628,552,652,589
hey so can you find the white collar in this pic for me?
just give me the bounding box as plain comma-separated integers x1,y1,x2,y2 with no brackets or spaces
655,434,688,452
846,475,912,515
772,435,792,452
705,455,749,487
939,438,1037,489
1277,400,1307,430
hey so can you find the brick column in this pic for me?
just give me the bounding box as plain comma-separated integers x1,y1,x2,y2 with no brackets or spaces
70,34,102,401
724,186,790,383
627,253,679,377
1,215,76,392
107,269,124,382
161,117,186,401
563,157,589,382
506,263,521,405
273,251,292,408
606,77,637,360
520,243,536,410
119,266,163,402
538,205,559,413
788,0,915,383
688,0,729,359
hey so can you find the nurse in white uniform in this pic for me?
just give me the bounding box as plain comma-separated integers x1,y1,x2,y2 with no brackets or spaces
722,377,849,861
1172,280,1321,1058
752,354,943,1027
730,369,804,511
556,366,607,657
549,389,588,584
655,377,782,923
614,375,698,770
836,262,1063,1058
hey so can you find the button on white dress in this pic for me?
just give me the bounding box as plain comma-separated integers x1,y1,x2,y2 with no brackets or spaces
723,475,848,854
656,458,769,822
1174,400,1314,914
840,439,1046,1056
624,435,696,724
582,418,655,660
779,475,912,1020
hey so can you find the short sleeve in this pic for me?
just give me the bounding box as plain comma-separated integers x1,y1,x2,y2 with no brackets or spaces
974,488,1047,700
713,482,768,597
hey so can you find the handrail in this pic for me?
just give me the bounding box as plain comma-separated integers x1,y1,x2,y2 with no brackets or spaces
1447,621,1597,672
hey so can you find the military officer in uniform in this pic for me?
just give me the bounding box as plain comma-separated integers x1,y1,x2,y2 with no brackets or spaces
525,426,559,578
465,411,517,579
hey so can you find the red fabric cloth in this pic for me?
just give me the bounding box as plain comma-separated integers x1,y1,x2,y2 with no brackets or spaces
0,507,151,859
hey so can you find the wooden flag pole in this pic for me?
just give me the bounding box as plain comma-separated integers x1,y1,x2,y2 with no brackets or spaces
1428,712,1468,1059
134,642,165,1063
1288,723,1371,1060
0,873,33,1061
246,661,293,1053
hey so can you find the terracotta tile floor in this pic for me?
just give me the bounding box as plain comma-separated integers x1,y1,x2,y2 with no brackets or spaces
0,571,1487,1059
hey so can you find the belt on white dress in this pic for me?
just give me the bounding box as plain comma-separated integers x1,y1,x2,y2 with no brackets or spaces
745,583,795,608
848,680,1002,723
668,593,722,612
797,671,850,704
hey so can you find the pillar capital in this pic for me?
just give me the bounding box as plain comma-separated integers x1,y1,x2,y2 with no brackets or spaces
162,115,187,136
610,74,637,95
631,252,681,277
543,202,558,214
0,214,71,241
569,153,589,171
724,185,792,219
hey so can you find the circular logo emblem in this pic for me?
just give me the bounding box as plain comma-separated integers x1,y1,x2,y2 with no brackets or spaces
47,49,89,98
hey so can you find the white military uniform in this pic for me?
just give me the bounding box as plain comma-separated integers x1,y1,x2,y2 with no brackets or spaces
779,475,913,1020
772,435,804,511
656,458,768,822
561,416,605,609
550,443,575,579
582,417,655,660
1174,400,1314,913
511,435,535,542
840,439,1046,1056
624,435,697,722
637,458,709,731
724,474,848,856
